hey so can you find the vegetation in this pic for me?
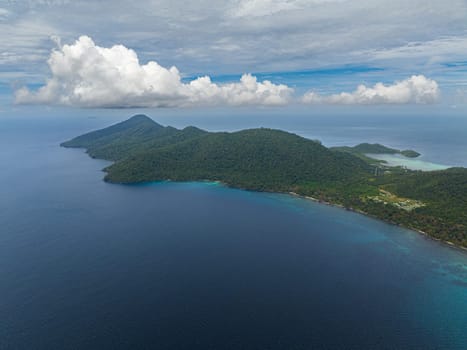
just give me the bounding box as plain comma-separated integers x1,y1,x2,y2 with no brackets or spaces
63,115,467,248
332,143,421,158
400,149,421,158
61,114,207,161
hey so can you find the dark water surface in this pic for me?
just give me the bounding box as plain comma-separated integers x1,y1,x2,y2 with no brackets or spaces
0,115,467,349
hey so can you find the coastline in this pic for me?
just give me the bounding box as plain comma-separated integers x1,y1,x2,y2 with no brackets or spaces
71,145,467,253
105,170,467,253
287,191,467,253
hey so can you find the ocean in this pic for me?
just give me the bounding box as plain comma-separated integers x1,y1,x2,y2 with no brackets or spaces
0,113,466,349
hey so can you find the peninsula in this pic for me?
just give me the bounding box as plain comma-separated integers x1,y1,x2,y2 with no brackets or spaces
62,115,467,249
333,143,420,158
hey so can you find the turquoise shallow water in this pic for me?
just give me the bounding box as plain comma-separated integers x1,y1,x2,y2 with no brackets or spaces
365,153,451,171
0,115,466,349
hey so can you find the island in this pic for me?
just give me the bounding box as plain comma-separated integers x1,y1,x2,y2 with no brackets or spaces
336,143,420,158
62,114,467,249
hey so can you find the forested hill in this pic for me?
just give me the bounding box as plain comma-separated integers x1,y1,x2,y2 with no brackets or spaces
63,115,467,248
104,127,372,190
62,114,372,189
61,114,207,161
332,143,421,158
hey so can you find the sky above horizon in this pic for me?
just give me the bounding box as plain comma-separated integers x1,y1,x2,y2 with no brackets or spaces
1,0,467,116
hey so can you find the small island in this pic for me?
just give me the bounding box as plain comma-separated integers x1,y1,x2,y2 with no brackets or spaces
332,143,420,162
352,143,420,158
62,115,467,249
400,149,421,158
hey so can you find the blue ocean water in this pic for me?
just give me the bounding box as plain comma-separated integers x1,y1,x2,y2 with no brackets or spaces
0,114,467,349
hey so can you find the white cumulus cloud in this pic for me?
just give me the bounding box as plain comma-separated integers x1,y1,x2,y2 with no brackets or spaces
15,36,293,108
302,75,439,104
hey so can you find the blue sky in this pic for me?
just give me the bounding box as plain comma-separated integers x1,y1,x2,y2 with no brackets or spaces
1,0,467,115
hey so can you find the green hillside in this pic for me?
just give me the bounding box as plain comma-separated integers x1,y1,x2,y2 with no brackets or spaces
61,114,207,161
104,128,372,192
62,115,467,248
333,143,421,158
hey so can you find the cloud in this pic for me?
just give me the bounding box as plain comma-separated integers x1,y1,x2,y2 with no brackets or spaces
355,37,467,68
231,0,299,18
453,88,467,105
15,36,441,108
231,0,346,18
302,75,439,105
27,0,71,6
0,0,466,102
15,36,293,108
0,8,10,19
2,0,467,82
